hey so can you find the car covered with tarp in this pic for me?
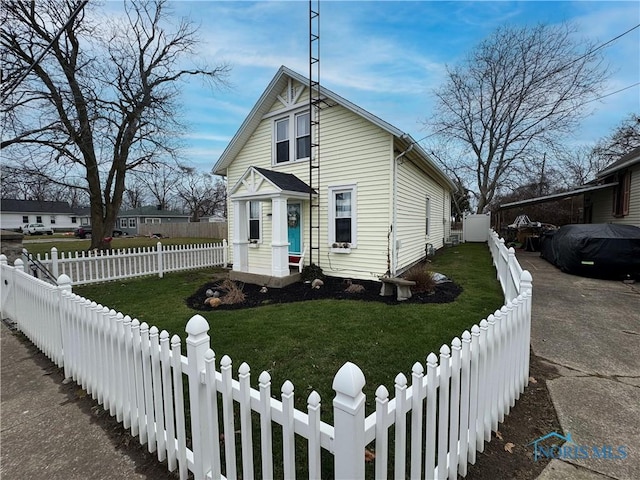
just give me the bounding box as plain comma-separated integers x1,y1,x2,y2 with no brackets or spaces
540,224,640,279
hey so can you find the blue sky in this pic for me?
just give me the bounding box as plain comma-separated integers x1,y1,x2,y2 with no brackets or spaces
110,1,640,173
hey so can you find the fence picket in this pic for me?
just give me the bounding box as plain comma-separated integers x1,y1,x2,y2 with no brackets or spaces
238,363,255,480
160,331,177,471
281,380,296,480
425,352,438,478
220,355,237,480
307,391,322,479
375,385,389,479
410,362,425,479
448,338,462,480
171,335,188,480
258,371,274,479
394,373,408,479
205,349,222,479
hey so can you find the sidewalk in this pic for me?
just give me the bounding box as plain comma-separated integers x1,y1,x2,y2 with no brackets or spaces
517,251,640,480
0,322,175,479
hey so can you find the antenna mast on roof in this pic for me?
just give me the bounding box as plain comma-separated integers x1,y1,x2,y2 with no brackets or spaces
308,0,321,266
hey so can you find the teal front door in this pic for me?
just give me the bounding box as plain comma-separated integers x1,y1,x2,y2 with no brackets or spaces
287,203,301,254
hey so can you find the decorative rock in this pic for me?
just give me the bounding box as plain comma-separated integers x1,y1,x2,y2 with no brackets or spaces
204,297,211,305
213,291,221,298
345,283,365,294
311,278,324,289
260,286,268,294
205,289,214,297
209,297,222,308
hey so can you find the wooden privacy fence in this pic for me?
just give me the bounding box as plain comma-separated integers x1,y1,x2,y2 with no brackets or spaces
25,241,228,286
138,222,228,239
0,232,533,480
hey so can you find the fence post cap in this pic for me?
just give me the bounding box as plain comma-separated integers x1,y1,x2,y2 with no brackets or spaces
0,254,7,264
57,274,72,288
186,314,210,337
14,258,24,267
332,361,365,398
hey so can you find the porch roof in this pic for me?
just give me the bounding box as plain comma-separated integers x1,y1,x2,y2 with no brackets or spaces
230,166,316,200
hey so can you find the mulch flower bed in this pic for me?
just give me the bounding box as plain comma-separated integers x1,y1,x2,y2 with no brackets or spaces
186,276,462,311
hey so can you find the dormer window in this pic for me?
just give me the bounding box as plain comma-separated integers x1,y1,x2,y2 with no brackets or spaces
273,110,310,164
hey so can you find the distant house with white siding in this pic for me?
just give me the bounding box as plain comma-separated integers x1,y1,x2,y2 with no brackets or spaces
212,66,455,284
0,199,81,231
584,146,640,227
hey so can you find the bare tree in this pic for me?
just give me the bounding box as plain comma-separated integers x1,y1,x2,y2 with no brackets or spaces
1,1,228,248
425,23,608,213
132,163,181,210
591,113,640,166
175,167,226,222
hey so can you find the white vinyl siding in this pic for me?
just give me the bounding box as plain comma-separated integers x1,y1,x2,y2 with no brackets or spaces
395,158,448,271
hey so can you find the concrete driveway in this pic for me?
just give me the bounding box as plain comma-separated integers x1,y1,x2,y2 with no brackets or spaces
517,251,640,480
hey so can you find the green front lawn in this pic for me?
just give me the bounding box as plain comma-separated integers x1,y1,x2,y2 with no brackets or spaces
74,243,503,417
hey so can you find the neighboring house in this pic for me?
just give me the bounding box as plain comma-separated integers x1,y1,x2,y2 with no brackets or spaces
117,206,191,236
498,147,640,229
213,66,455,283
584,146,640,227
0,199,82,231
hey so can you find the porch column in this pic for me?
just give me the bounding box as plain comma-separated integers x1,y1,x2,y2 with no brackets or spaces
271,196,290,277
232,199,249,272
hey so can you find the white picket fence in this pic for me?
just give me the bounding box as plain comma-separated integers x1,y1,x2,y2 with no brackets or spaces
488,230,525,303
0,230,533,479
24,240,228,285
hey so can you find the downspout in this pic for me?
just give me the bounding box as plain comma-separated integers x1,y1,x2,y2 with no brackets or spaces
392,137,414,276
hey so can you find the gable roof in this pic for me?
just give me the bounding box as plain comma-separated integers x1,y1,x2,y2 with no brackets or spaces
0,198,75,214
212,66,455,190
596,146,640,178
229,166,315,199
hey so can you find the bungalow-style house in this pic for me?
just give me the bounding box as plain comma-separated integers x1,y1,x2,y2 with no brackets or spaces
584,146,640,227
498,146,640,228
0,198,82,231
117,206,191,236
213,66,455,284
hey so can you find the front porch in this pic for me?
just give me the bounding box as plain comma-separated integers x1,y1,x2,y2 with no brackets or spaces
230,167,315,285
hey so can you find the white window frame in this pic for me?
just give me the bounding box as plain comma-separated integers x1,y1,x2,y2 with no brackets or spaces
50,216,56,224
128,218,136,228
248,201,262,243
120,218,127,228
144,218,161,224
272,108,311,165
328,184,357,248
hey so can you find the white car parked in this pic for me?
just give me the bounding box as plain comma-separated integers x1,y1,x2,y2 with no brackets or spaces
22,223,54,235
